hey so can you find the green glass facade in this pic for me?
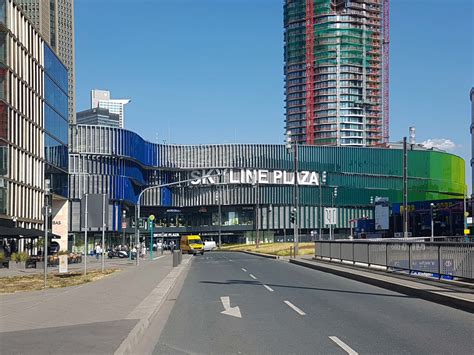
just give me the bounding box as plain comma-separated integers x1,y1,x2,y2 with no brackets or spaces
70,125,466,234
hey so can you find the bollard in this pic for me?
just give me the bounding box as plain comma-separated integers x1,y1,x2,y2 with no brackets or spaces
178,250,182,264
172,250,179,267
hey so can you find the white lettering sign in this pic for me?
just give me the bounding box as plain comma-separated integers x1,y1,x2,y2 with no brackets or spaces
190,169,320,186
324,208,337,226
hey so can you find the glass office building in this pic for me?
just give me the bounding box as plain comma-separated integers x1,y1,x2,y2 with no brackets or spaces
0,0,68,247
69,125,466,242
44,44,68,197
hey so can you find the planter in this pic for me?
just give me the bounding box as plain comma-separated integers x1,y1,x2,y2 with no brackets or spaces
9,261,27,270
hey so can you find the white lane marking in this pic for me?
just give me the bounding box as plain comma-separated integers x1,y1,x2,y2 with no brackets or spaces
220,296,242,318
241,268,247,272
152,255,166,260
263,284,274,292
283,300,306,316
249,274,257,280
329,336,358,355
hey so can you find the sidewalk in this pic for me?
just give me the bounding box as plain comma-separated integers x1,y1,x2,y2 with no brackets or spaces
0,255,138,277
289,257,474,313
0,253,191,354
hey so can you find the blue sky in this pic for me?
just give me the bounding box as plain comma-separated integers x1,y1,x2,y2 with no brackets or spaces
75,0,473,191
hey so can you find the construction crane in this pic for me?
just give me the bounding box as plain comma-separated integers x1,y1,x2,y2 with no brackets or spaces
305,0,315,145
382,0,390,143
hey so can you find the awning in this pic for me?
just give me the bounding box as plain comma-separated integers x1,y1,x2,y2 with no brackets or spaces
0,226,61,239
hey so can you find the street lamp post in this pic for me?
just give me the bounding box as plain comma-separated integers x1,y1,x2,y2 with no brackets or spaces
253,181,260,248
319,171,326,240
122,209,126,247
215,187,222,249
43,179,51,288
330,187,338,240
286,131,299,256
430,202,435,242
101,194,106,273
463,187,468,242
149,214,155,260
403,137,409,238
134,174,222,266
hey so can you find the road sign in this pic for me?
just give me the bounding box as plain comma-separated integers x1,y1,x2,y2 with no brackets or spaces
121,221,127,229
464,229,470,235
324,208,337,226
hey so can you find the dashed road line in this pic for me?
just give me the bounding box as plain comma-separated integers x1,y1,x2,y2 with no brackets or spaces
329,336,358,355
263,284,274,292
283,300,306,315
241,268,247,272
249,274,257,280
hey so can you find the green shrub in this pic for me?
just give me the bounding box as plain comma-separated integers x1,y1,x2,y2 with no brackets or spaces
18,252,29,262
0,252,4,262
10,252,18,262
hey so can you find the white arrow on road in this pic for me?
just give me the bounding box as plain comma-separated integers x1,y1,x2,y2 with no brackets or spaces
220,296,242,318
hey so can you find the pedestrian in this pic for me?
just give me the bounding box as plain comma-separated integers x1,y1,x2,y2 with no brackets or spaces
95,243,101,260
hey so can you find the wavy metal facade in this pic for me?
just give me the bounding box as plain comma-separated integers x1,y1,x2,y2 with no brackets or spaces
69,125,466,233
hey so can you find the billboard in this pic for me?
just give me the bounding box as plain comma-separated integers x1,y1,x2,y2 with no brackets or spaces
80,194,108,229
375,198,389,230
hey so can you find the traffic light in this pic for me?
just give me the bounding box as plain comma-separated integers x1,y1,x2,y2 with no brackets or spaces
290,209,296,224
431,203,438,219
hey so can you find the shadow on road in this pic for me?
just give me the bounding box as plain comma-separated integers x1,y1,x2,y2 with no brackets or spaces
200,279,413,299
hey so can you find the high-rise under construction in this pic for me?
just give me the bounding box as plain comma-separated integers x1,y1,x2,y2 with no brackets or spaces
284,0,389,146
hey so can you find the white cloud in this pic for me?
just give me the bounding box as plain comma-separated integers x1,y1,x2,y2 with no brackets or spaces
421,138,457,152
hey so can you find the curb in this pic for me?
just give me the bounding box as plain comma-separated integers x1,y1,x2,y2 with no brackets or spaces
289,259,474,313
114,257,192,355
217,249,279,259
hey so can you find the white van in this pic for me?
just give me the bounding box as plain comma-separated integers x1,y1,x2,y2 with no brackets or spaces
203,241,217,251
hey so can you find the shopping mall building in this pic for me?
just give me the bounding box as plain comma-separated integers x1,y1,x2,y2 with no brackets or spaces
68,125,466,245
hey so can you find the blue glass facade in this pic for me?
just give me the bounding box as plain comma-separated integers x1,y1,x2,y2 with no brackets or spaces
44,44,68,197
69,125,466,235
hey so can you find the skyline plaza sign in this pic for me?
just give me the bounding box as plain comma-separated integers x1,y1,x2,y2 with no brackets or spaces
190,169,320,186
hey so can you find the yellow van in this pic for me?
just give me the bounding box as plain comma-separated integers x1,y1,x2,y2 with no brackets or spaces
180,235,204,255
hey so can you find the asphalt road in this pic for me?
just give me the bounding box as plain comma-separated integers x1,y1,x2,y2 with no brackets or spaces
153,252,473,355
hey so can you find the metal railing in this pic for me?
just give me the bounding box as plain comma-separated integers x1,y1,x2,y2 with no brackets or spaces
315,240,474,281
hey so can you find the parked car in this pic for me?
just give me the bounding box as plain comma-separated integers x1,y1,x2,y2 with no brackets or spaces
203,240,217,251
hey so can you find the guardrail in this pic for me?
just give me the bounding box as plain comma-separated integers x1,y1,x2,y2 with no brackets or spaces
315,240,474,281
